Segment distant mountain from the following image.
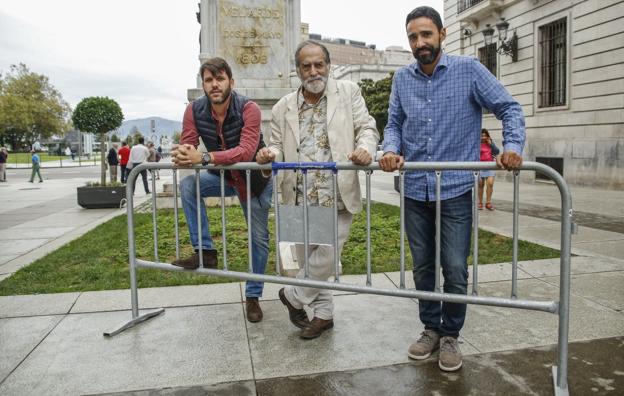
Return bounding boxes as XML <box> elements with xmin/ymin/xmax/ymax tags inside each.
<box><xmin>113</xmin><ymin>117</ymin><xmax>182</xmax><ymax>140</ymax></box>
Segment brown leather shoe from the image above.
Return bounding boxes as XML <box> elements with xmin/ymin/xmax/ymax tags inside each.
<box><xmin>300</xmin><ymin>317</ymin><xmax>334</xmax><ymax>339</ymax></box>
<box><xmin>172</xmin><ymin>250</ymin><xmax>218</xmax><ymax>269</ymax></box>
<box><xmin>278</xmin><ymin>288</ymin><xmax>310</xmax><ymax>329</ymax></box>
<box><xmin>246</xmin><ymin>298</ymin><xmax>263</xmax><ymax>323</ymax></box>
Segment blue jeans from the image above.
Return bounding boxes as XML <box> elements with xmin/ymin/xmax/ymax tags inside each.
<box><xmin>179</xmin><ymin>171</ymin><xmax>272</xmax><ymax>298</ymax></box>
<box><xmin>405</xmin><ymin>191</ymin><xmax>472</xmax><ymax>337</ymax></box>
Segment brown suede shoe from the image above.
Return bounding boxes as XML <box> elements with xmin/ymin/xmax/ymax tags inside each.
<box><xmin>172</xmin><ymin>250</ymin><xmax>218</xmax><ymax>269</ymax></box>
<box><xmin>246</xmin><ymin>298</ymin><xmax>263</xmax><ymax>323</ymax></box>
<box><xmin>278</xmin><ymin>288</ymin><xmax>310</xmax><ymax>329</ymax></box>
<box><xmin>300</xmin><ymin>317</ymin><xmax>334</xmax><ymax>339</ymax></box>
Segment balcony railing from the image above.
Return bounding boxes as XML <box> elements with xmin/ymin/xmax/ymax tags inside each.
<box><xmin>458</xmin><ymin>0</ymin><xmax>485</xmax><ymax>14</ymax></box>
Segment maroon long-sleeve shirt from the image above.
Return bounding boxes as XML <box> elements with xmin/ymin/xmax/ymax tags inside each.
<box><xmin>181</xmin><ymin>99</ymin><xmax>262</xmax><ymax>201</ymax></box>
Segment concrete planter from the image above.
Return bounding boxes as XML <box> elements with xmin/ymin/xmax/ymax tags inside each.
<box><xmin>77</xmin><ymin>186</ymin><xmax>126</xmax><ymax>209</ymax></box>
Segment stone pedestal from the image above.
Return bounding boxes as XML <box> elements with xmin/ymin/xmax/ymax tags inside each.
<box><xmin>188</xmin><ymin>0</ymin><xmax>301</xmax><ymax>141</ymax></box>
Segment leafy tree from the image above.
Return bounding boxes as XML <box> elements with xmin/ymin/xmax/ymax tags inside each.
<box><xmin>110</xmin><ymin>133</ymin><xmax>120</xmax><ymax>142</ymax></box>
<box><xmin>358</xmin><ymin>73</ymin><xmax>393</xmax><ymax>142</ymax></box>
<box><xmin>72</xmin><ymin>97</ymin><xmax>124</xmax><ymax>185</ymax></box>
<box><xmin>131</xmin><ymin>131</ymin><xmax>144</xmax><ymax>146</ymax></box>
<box><xmin>0</xmin><ymin>64</ymin><xmax>71</xmax><ymax>149</ymax></box>
<box><xmin>172</xmin><ymin>131</ymin><xmax>181</xmax><ymax>144</ymax></box>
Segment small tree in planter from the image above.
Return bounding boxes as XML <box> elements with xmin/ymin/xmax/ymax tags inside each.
<box><xmin>72</xmin><ymin>96</ymin><xmax>124</xmax><ymax>186</ymax></box>
<box><xmin>72</xmin><ymin>97</ymin><xmax>125</xmax><ymax>208</ymax></box>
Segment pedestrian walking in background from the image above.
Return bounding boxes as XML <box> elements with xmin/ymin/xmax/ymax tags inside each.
<box><xmin>107</xmin><ymin>143</ymin><xmax>119</xmax><ymax>183</ymax></box>
<box><xmin>128</xmin><ymin>137</ymin><xmax>150</xmax><ymax>194</ymax></box>
<box><xmin>0</xmin><ymin>147</ymin><xmax>8</xmax><ymax>182</ymax></box>
<box><xmin>118</xmin><ymin>141</ymin><xmax>130</xmax><ymax>183</ymax></box>
<box><xmin>478</xmin><ymin>129</ymin><xmax>501</xmax><ymax>210</ymax></box>
<box><xmin>29</xmin><ymin>150</ymin><xmax>43</xmax><ymax>183</ymax></box>
<box><xmin>147</xmin><ymin>142</ymin><xmax>160</xmax><ymax>180</ymax></box>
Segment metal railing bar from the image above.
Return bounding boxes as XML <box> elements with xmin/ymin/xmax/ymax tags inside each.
<box><xmin>134</xmin><ymin>259</ymin><xmax>559</xmax><ymax>313</ymax></box>
<box><xmin>472</xmin><ymin>171</ymin><xmax>479</xmax><ymax>295</ymax></box>
<box><xmin>221</xmin><ymin>170</ymin><xmax>228</xmax><ymax>271</ymax></box>
<box><xmin>366</xmin><ymin>170</ymin><xmax>372</xmax><ymax>287</ymax></box>
<box><xmin>172</xmin><ymin>170</ymin><xmax>180</xmax><ymax>260</ymax></box>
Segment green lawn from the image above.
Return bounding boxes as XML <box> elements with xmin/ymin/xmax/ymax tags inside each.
<box><xmin>0</xmin><ymin>203</ymin><xmax>560</xmax><ymax>295</ymax></box>
<box><xmin>6</xmin><ymin>152</ymin><xmax>101</xmax><ymax>164</ymax></box>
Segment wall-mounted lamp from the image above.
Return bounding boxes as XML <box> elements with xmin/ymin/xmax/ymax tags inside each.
<box><xmin>482</xmin><ymin>18</ymin><xmax>518</xmax><ymax>62</ymax></box>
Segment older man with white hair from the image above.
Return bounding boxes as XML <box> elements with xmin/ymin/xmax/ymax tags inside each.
<box><xmin>256</xmin><ymin>40</ymin><xmax>379</xmax><ymax>339</ymax></box>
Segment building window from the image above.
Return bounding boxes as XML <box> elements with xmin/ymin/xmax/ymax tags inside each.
<box><xmin>457</xmin><ymin>0</ymin><xmax>485</xmax><ymax>14</ymax></box>
<box><xmin>479</xmin><ymin>43</ymin><xmax>497</xmax><ymax>114</ymax></box>
<box><xmin>535</xmin><ymin>157</ymin><xmax>564</xmax><ymax>181</ymax></box>
<box><xmin>478</xmin><ymin>43</ymin><xmax>497</xmax><ymax>77</ymax></box>
<box><xmin>538</xmin><ymin>18</ymin><xmax>567</xmax><ymax>108</ymax></box>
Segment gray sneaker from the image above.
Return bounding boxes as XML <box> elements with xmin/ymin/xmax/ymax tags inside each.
<box><xmin>407</xmin><ymin>329</ymin><xmax>440</xmax><ymax>360</ymax></box>
<box><xmin>438</xmin><ymin>336</ymin><xmax>463</xmax><ymax>371</ymax></box>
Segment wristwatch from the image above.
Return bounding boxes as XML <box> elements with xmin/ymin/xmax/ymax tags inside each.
<box><xmin>201</xmin><ymin>152</ymin><xmax>212</xmax><ymax>165</ymax></box>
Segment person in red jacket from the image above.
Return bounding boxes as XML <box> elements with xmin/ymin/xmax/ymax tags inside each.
<box><xmin>118</xmin><ymin>141</ymin><xmax>131</xmax><ymax>183</ymax></box>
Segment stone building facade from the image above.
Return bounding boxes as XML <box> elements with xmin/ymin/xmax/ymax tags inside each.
<box><xmin>445</xmin><ymin>0</ymin><xmax>624</xmax><ymax>188</ymax></box>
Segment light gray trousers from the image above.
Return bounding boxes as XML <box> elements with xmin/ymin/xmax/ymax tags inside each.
<box><xmin>284</xmin><ymin>210</ymin><xmax>353</xmax><ymax>320</ymax></box>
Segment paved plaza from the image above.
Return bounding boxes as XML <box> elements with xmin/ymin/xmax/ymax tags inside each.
<box><xmin>0</xmin><ymin>165</ymin><xmax>623</xmax><ymax>395</ymax></box>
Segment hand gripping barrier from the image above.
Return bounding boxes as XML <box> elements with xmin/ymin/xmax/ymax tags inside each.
<box><xmin>108</xmin><ymin>161</ymin><xmax>572</xmax><ymax>396</ymax></box>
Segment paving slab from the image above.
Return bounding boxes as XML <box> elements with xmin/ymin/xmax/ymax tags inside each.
<box><xmin>542</xmin><ymin>271</ymin><xmax>624</xmax><ymax>312</ymax></box>
<box><xmin>71</xmin><ymin>283</ymin><xmax>243</xmax><ymax>313</ymax></box>
<box><xmin>0</xmin><ymin>239</ymin><xmax>52</xmax><ymax>255</ymax></box>
<box><xmin>0</xmin><ymin>256</ymin><xmax>19</xmax><ymax>269</ymax></box>
<box><xmin>0</xmin><ymin>227</ymin><xmax>74</xmax><ymax>240</ymax></box>
<box><xmin>249</xmin><ymin>293</ymin><xmax>479</xmax><ymax>380</ymax></box>
<box><xmin>258</xmin><ymin>273</ymin><xmax>397</xmax><ymax>301</ymax></box>
<box><xmin>0</xmin><ymin>315</ymin><xmax>63</xmax><ymax>382</ymax></box>
<box><xmin>0</xmin><ymin>305</ymin><xmax>253</xmax><ymax>396</ymax></box>
<box><xmin>461</xmin><ymin>278</ymin><xmax>624</xmax><ymax>353</ymax></box>
<box><xmin>573</xmin><ymin>239</ymin><xmax>624</xmax><ymax>260</ymax></box>
<box><xmin>253</xmin><ymin>336</ymin><xmax>624</xmax><ymax>396</ymax></box>
<box><xmin>0</xmin><ymin>293</ymin><xmax>80</xmax><ymax>318</ymax></box>
<box><xmin>384</xmin><ymin>262</ymin><xmax>532</xmax><ymax>290</ymax></box>
<box><xmin>518</xmin><ymin>256</ymin><xmax>624</xmax><ymax>278</ymax></box>
<box><xmin>478</xmin><ymin>211</ymin><xmax>556</xmax><ymax>230</ymax></box>
<box><xmin>98</xmin><ymin>381</ymin><xmax>257</xmax><ymax>396</ymax></box>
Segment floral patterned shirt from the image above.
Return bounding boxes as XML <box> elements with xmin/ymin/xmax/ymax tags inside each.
<box><xmin>296</xmin><ymin>89</ymin><xmax>344</xmax><ymax>209</ymax></box>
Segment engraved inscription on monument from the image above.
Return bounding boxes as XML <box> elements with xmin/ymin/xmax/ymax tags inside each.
<box><xmin>218</xmin><ymin>0</ymin><xmax>287</xmax><ymax>79</ymax></box>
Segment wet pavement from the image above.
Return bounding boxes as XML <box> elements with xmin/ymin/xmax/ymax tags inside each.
<box><xmin>495</xmin><ymin>200</ymin><xmax>624</xmax><ymax>234</ymax></box>
<box><xmin>101</xmin><ymin>336</ymin><xmax>624</xmax><ymax>396</ymax></box>
<box><xmin>1</xmin><ymin>169</ymin><xmax>623</xmax><ymax>395</ymax></box>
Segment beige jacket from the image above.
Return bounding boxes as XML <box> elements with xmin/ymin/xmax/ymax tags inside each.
<box><xmin>268</xmin><ymin>78</ymin><xmax>379</xmax><ymax>214</ymax></box>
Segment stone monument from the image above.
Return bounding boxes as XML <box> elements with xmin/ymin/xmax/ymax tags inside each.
<box><xmin>188</xmin><ymin>0</ymin><xmax>301</xmax><ymax>138</ymax></box>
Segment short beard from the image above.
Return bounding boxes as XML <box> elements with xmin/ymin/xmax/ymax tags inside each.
<box><xmin>205</xmin><ymin>86</ymin><xmax>231</xmax><ymax>105</ymax></box>
<box><xmin>413</xmin><ymin>44</ymin><xmax>441</xmax><ymax>65</ymax></box>
<box><xmin>301</xmin><ymin>75</ymin><xmax>328</xmax><ymax>95</ymax></box>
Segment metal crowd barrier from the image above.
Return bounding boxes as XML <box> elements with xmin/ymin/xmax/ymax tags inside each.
<box><xmin>109</xmin><ymin>161</ymin><xmax>572</xmax><ymax>396</ymax></box>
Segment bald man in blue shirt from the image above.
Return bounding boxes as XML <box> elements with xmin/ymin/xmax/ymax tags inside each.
<box><xmin>379</xmin><ymin>6</ymin><xmax>525</xmax><ymax>372</ymax></box>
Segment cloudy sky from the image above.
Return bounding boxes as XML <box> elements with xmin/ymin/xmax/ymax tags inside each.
<box><xmin>0</xmin><ymin>0</ymin><xmax>443</xmax><ymax>121</ymax></box>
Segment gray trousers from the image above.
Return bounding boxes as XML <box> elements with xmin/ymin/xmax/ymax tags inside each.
<box><xmin>284</xmin><ymin>210</ymin><xmax>353</xmax><ymax>320</ymax></box>
<box><xmin>109</xmin><ymin>165</ymin><xmax>117</xmax><ymax>183</ymax></box>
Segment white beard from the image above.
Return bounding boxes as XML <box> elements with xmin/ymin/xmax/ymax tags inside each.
<box><xmin>302</xmin><ymin>75</ymin><xmax>328</xmax><ymax>94</ymax></box>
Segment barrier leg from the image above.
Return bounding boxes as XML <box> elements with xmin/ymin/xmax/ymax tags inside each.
<box><xmin>103</xmin><ymin>308</ymin><xmax>165</xmax><ymax>337</ymax></box>
<box><xmin>104</xmin><ymin>167</ymin><xmax>165</xmax><ymax>337</ymax></box>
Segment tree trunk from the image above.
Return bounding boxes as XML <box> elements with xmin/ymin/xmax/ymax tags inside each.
<box><xmin>100</xmin><ymin>134</ymin><xmax>107</xmax><ymax>185</ymax></box>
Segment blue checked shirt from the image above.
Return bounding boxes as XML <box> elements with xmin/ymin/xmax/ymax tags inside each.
<box><xmin>383</xmin><ymin>53</ymin><xmax>525</xmax><ymax>201</ymax></box>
